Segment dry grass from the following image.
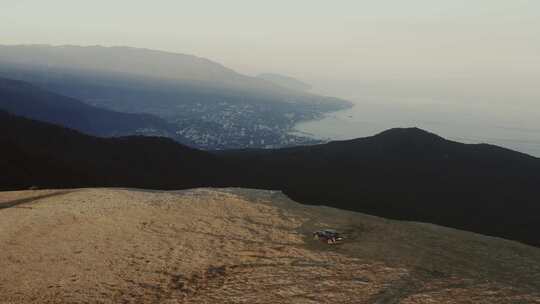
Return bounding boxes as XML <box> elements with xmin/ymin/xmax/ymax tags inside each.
<box><xmin>0</xmin><ymin>188</ymin><xmax>539</xmax><ymax>303</ymax></box>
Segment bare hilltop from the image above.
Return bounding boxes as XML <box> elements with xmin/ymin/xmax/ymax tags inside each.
<box><xmin>1</xmin><ymin>188</ymin><xmax>539</xmax><ymax>303</ymax></box>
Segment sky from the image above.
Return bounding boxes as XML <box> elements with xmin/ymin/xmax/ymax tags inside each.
<box><xmin>1</xmin><ymin>0</ymin><xmax>539</xmax><ymax>110</ymax></box>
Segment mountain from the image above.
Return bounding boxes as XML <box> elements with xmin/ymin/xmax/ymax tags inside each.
<box><xmin>0</xmin><ymin>44</ymin><xmax>348</xmax><ymax>108</ymax></box>
<box><xmin>1</xmin><ymin>188</ymin><xmax>539</xmax><ymax>303</ymax></box>
<box><xmin>257</xmin><ymin>73</ymin><xmax>312</xmax><ymax>92</ymax></box>
<box><xmin>0</xmin><ymin>77</ymin><xmax>177</xmax><ymax>138</ymax></box>
<box><xmin>0</xmin><ymin>44</ymin><xmax>255</xmax><ymax>87</ymax></box>
<box><xmin>0</xmin><ymin>45</ymin><xmax>351</xmax><ymax>149</ymax></box>
<box><xmin>1</xmin><ymin>112</ymin><xmax>539</xmax><ymax>247</ymax></box>
<box><xmin>0</xmin><ymin>111</ymin><xmax>220</xmax><ymax>190</ymax></box>
<box><xmin>219</xmin><ymin>128</ymin><xmax>540</xmax><ymax>246</ymax></box>
<box><xmin>0</xmin><ymin>45</ymin><xmax>311</xmax><ymax>95</ymax></box>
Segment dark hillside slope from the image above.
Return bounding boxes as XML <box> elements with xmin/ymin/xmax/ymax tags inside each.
<box><xmin>1</xmin><ymin>113</ymin><xmax>539</xmax><ymax>247</ymax></box>
<box><xmin>0</xmin><ymin>77</ymin><xmax>176</xmax><ymax>138</ymax></box>
<box><xmin>0</xmin><ymin>111</ymin><xmax>220</xmax><ymax>190</ymax></box>
<box><xmin>219</xmin><ymin>128</ymin><xmax>540</xmax><ymax>246</ymax></box>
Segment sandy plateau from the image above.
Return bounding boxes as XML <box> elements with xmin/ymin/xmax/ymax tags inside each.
<box><xmin>0</xmin><ymin>188</ymin><xmax>539</xmax><ymax>303</ymax></box>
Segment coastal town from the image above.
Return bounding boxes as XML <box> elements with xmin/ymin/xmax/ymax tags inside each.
<box><xmin>170</xmin><ymin>100</ymin><xmax>336</xmax><ymax>149</ymax></box>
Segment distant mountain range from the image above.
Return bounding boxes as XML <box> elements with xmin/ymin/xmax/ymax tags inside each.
<box><xmin>0</xmin><ymin>44</ymin><xmax>266</xmax><ymax>89</ymax></box>
<box><xmin>2</xmin><ymin>111</ymin><xmax>539</xmax><ymax>247</ymax></box>
<box><xmin>0</xmin><ymin>77</ymin><xmax>180</xmax><ymax>139</ymax></box>
<box><xmin>0</xmin><ymin>45</ymin><xmax>349</xmax><ymax>112</ymax></box>
<box><xmin>0</xmin><ymin>45</ymin><xmax>350</xmax><ymax>149</ymax></box>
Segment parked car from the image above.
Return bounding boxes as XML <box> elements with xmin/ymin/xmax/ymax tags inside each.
<box><xmin>313</xmin><ymin>229</ymin><xmax>344</xmax><ymax>244</ymax></box>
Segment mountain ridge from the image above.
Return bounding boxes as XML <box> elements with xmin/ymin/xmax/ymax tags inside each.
<box><xmin>1</xmin><ymin>112</ymin><xmax>539</xmax><ymax>247</ymax></box>
<box><xmin>0</xmin><ymin>44</ymin><xmax>326</xmax><ymax>98</ymax></box>
<box><xmin>0</xmin><ymin>44</ymin><xmax>351</xmax><ymax>149</ymax></box>
<box><xmin>0</xmin><ymin>77</ymin><xmax>179</xmax><ymax>139</ymax></box>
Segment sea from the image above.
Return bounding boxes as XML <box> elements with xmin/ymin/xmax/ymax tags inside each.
<box><xmin>293</xmin><ymin>100</ymin><xmax>540</xmax><ymax>157</ymax></box>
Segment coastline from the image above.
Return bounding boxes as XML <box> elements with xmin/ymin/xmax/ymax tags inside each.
<box><xmin>289</xmin><ymin>101</ymin><xmax>540</xmax><ymax>157</ymax></box>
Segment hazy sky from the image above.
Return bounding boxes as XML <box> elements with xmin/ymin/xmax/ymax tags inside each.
<box><xmin>1</xmin><ymin>0</ymin><xmax>539</xmax><ymax>108</ymax></box>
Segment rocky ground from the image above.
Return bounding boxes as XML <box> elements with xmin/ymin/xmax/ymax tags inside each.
<box><xmin>1</xmin><ymin>188</ymin><xmax>539</xmax><ymax>303</ymax></box>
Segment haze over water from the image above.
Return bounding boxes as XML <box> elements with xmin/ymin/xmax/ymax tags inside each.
<box><xmin>295</xmin><ymin>98</ymin><xmax>540</xmax><ymax>157</ymax></box>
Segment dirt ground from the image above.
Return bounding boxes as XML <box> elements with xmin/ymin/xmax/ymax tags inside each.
<box><xmin>1</xmin><ymin>188</ymin><xmax>539</xmax><ymax>303</ymax></box>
